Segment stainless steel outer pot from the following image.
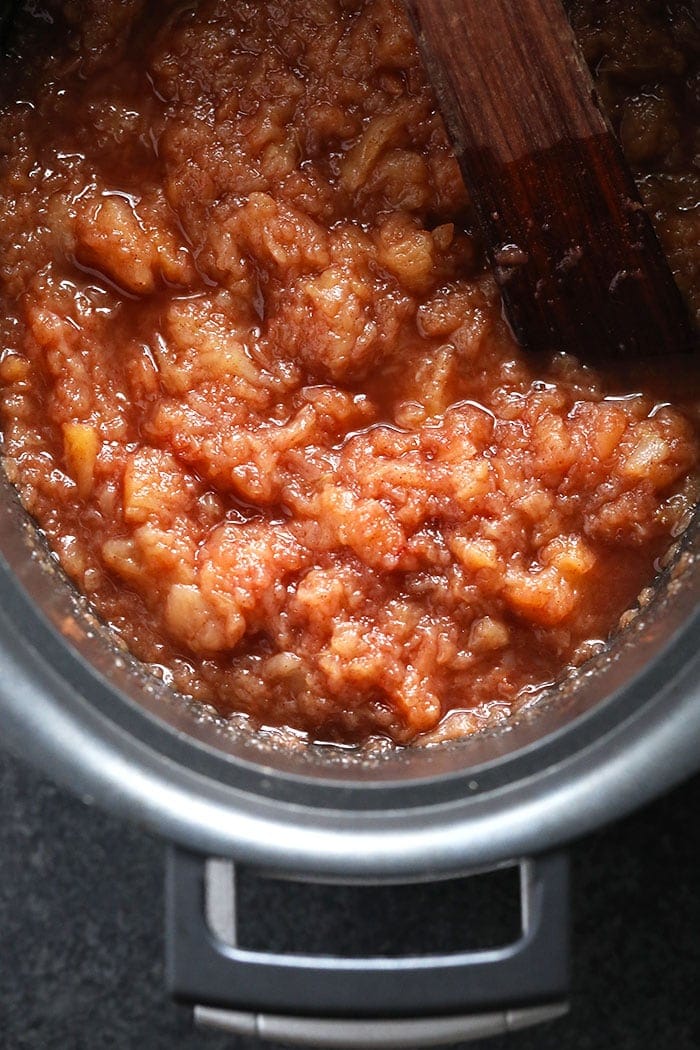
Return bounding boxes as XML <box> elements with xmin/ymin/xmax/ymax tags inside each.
<box><xmin>2</xmin><ymin>445</ymin><xmax>700</xmax><ymax>1046</ymax></box>
<box><xmin>0</xmin><ymin>23</ymin><xmax>695</xmax><ymax>1050</ymax></box>
<box><xmin>1</xmin><ymin>10</ymin><xmax>699</xmax><ymax>1044</ymax></box>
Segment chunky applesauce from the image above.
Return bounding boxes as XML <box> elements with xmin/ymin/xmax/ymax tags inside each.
<box><xmin>0</xmin><ymin>0</ymin><xmax>697</xmax><ymax>744</ymax></box>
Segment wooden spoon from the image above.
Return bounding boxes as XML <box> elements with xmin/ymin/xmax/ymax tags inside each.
<box><xmin>404</xmin><ymin>0</ymin><xmax>695</xmax><ymax>360</ymax></box>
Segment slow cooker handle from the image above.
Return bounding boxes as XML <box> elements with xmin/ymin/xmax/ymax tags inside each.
<box><xmin>165</xmin><ymin>847</ymin><xmax>569</xmax><ymax>1047</ymax></box>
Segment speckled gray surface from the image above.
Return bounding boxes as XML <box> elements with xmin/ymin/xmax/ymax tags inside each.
<box><xmin>1</xmin><ymin>745</ymin><xmax>699</xmax><ymax>1050</ymax></box>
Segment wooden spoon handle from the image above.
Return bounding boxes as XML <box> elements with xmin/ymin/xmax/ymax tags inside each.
<box><xmin>405</xmin><ymin>0</ymin><xmax>695</xmax><ymax>359</ymax></box>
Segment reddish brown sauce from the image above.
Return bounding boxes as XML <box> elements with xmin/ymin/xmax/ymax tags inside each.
<box><xmin>0</xmin><ymin>0</ymin><xmax>698</xmax><ymax>745</ymax></box>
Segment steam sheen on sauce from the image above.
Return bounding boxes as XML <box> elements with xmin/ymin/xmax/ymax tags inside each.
<box><xmin>0</xmin><ymin>0</ymin><xmax>698</xmax><ymax>744</ymax></box>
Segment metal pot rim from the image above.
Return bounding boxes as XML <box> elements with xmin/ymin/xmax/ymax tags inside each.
<box><xmin>1</xmin><ymin>544</ymin><xmax>699</xmax><ymax>879</ymax></box>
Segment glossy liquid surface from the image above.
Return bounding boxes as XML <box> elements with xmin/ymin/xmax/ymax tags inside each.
<box><xmin>0</xmin><ymin>0</ymin><xmax>697</xmax><ymax>744</ymax></box>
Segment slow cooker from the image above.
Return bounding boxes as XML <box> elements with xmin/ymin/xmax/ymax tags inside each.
<box><xmin>1</xmin><ymin>0</ymin><xmax>700</xmax><ymax>1043</ymax></box>
<box><xmin>1</xmin><ymin>442</ymin><xmax>699</xmax><ymax>1047</ymax></box>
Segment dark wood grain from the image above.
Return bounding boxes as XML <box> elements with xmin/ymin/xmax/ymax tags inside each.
<box><xmin>404</xmin><ymin>0</ymin><xmax>696</xmax><ymax>359</ymax></box>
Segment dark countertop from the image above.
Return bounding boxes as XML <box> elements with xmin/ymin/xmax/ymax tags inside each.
<box><xmin>1</xmin><ymin>744</ymin><xmax>699</xmax><ymax>1050</ymax></box>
